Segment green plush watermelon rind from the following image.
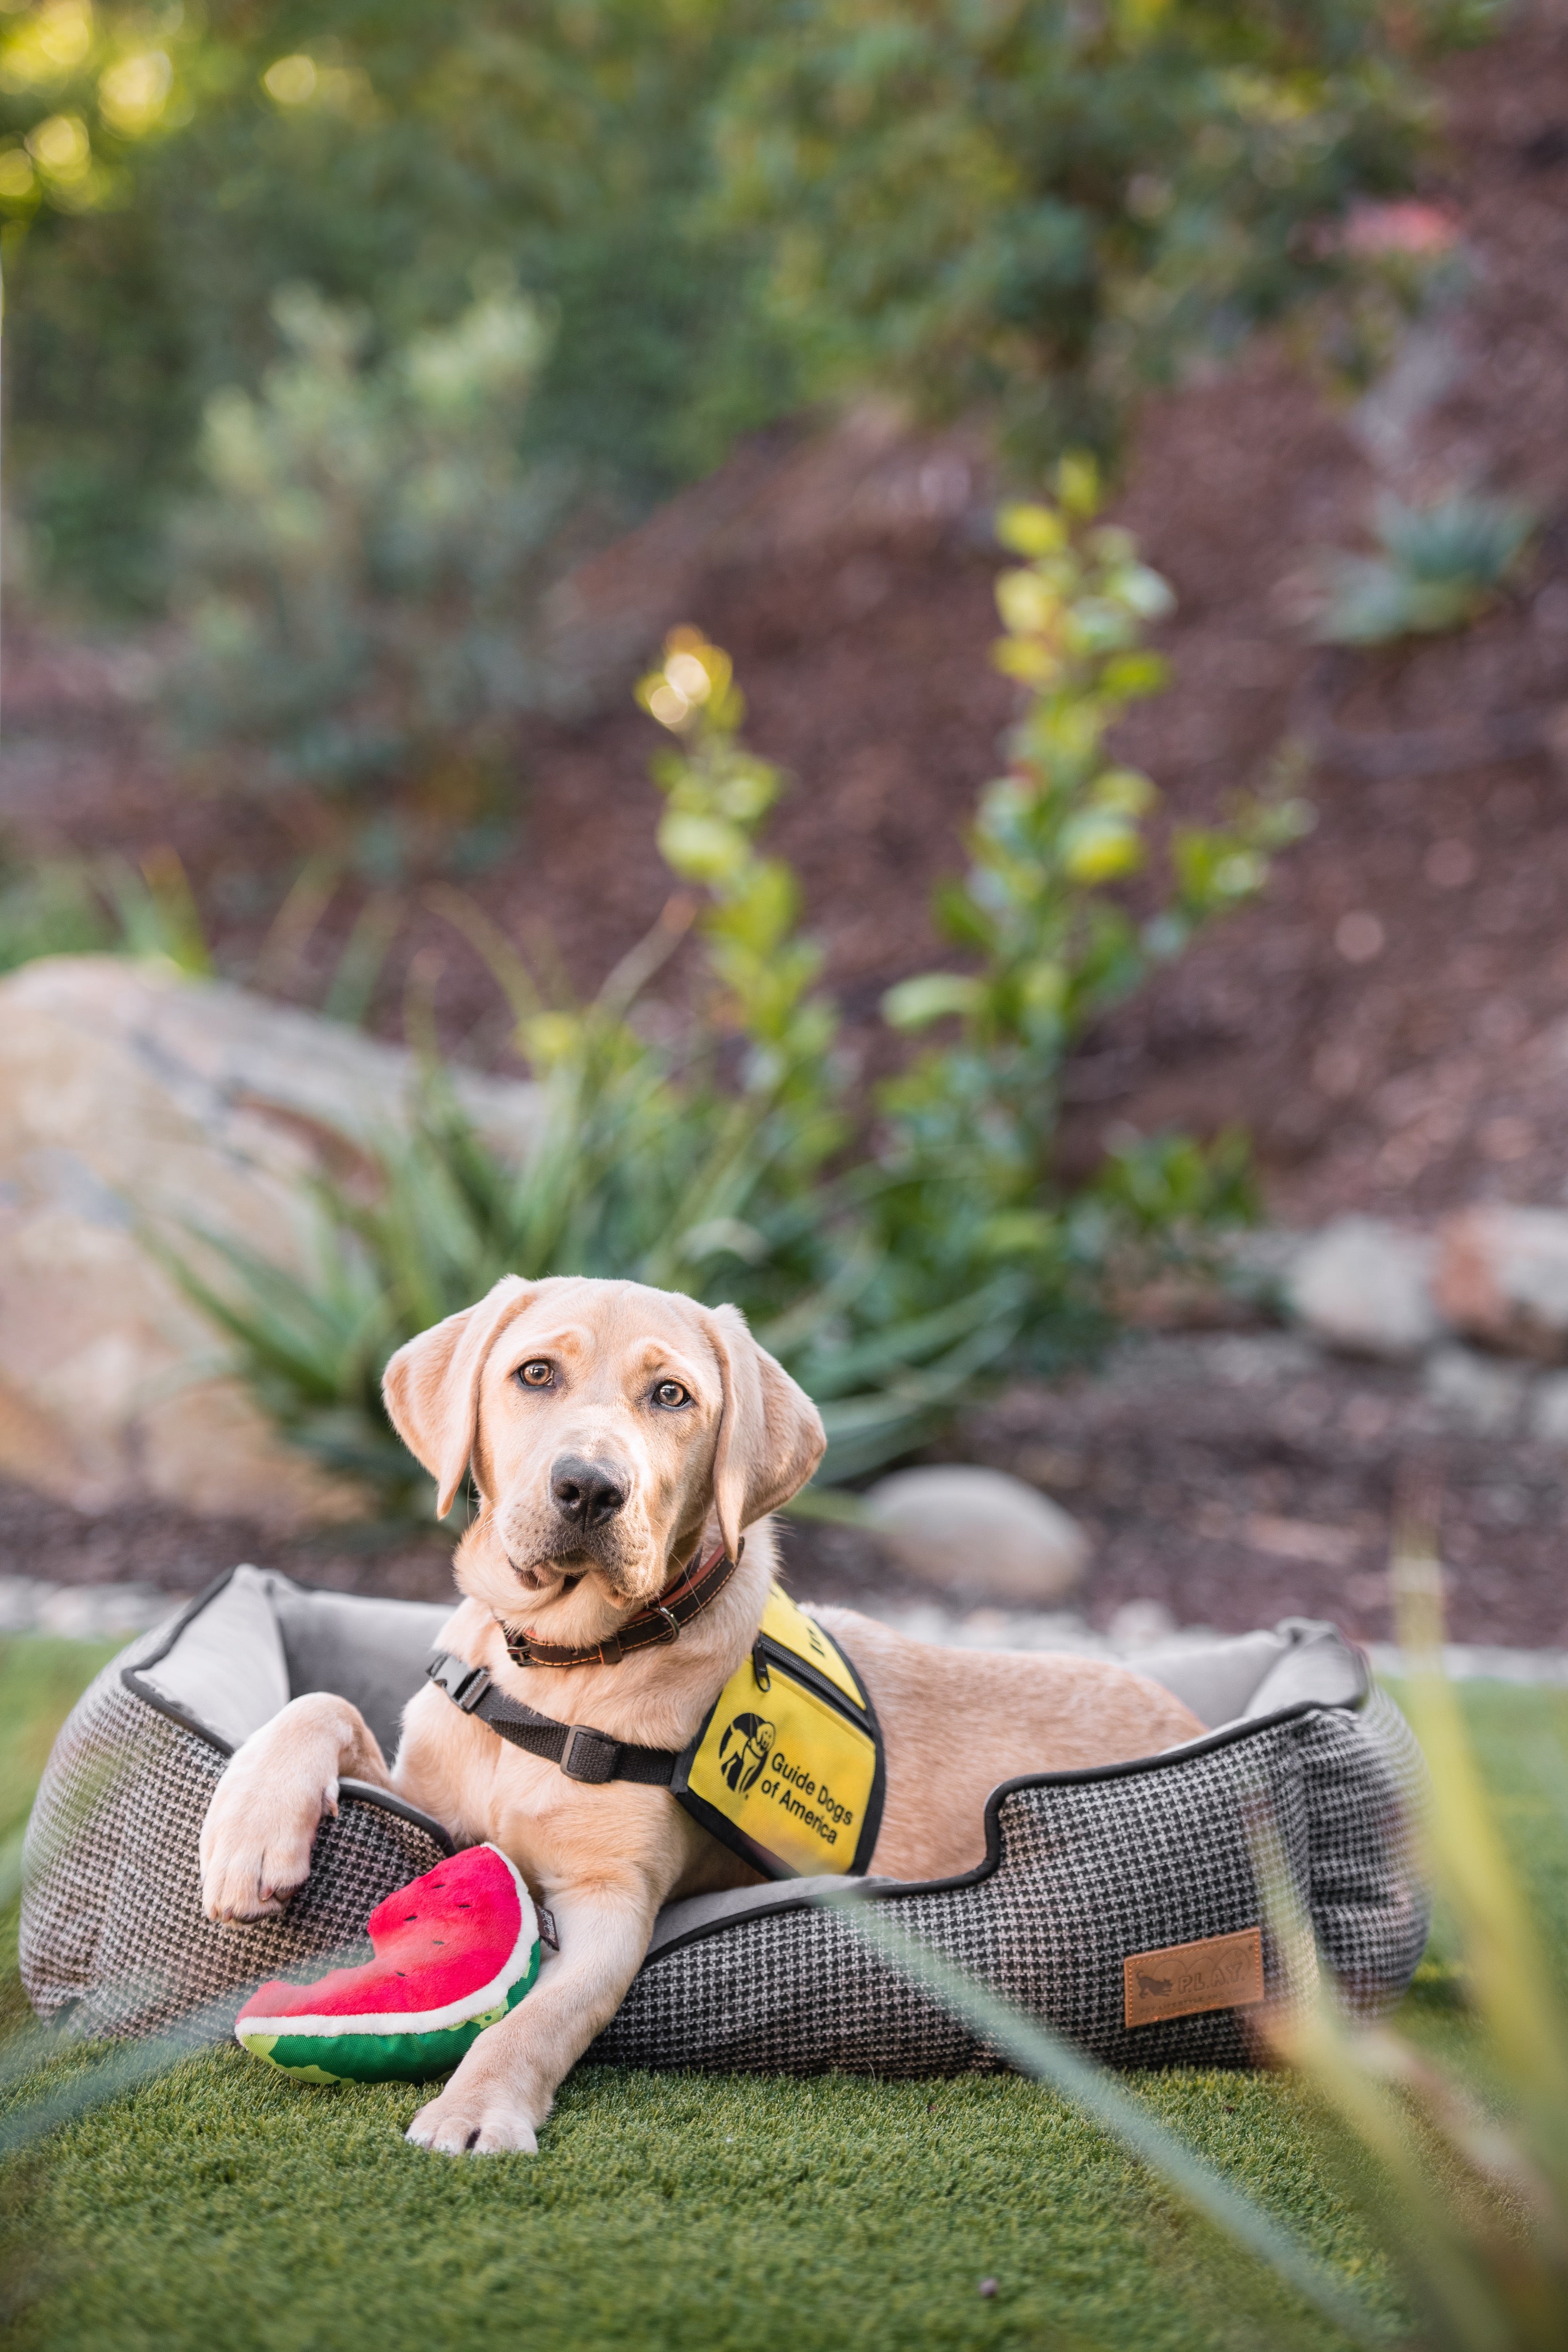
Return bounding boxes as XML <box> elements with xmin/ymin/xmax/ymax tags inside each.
<box><xmin>240</xmin><ymin>1944</ymin><xmax>541</xmax><ymax>2084</ymax></box>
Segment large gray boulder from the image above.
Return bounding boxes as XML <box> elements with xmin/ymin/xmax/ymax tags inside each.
<box><xmin>0</xmin><ymin>955</ymin><xmax>541</xmax><ymax>1529</ymax></box>
<box><xmin>863</xmin><ymin>1464</ymin><xmax>1090</xmax><ymax>1604</ymax></box>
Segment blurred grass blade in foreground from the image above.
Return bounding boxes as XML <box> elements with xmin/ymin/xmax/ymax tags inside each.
<box><xmin>811</xmin><ymin>1880</ymin><xmax>1379</xmax><ymax>2346</ymax></box>
<box><xmin>1263</xmin><ymin>1518</ymin><xmax>1568</xmax><ymax>2352</ymax></box>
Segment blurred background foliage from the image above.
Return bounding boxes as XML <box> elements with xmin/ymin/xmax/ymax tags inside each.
<box><xmin>166</xmin><ymin>277</ymin><xmax>581</xmax><ymax>803</ymax></box>
<box><xmin>0</xmin><ymin>836</ymin><xmax>209</xmax><ymax>973</ymax></box>
<box><xmin>0</xmin><ymin>0</ymin><xmax>1499</xmax><ymax>612</ymax></box>
<box><xmin>175</xmin><ymin>477</ymin><xmax>1300</xmax><ymax>1517</ymax></box>
<box><xmin>2</xmin><ymin>0</ymin><xmax>801</xmax><ymax>607</ymax></box>
<box><xmin>0</xmin><ymin>0</ymin><xmax>1513</xmax><ymax>1498</ymax></box>
<box><xmin>711</xmin><ymin>0</ymin><xmax>1492</xmax><ymax>462</ymax></box>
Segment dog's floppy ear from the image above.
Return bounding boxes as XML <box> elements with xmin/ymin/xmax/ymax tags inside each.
<box><xmin>702</xmin><ymin>1303</ymin><xmax>826</xmax><ymax>1561</ymax></box>
<box><xmin>382</xmin><ymin>1276</ymin><xmax>537</xmax><ymax>1521</ymax></box>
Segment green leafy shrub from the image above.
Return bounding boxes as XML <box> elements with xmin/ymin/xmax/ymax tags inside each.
<box><xmin>872</xmin><ymin>464</ymin><xmax>1294</xmax><ymax>1354</ymax></box>
<box><xmin>0</xmin><ymin>0</ymin><xmax>1496</xmax><ymax>607</ymax></box>
<box><xmin>175</xmin><ymin>475</ymin><xmax>1299</xmax><ymax>1517</ymax></box>
<box><xmin>711</xmin><ymin>0</ymin><xmax>1497</xmax><ymax>465</ymax></box>
<box><xmin>1314</xmin><ymin>489</ymin><xmax>1535</xmax><ymax>645</ymax></box>
<box><xmin>0</xmin><ymin>0</ymin><xmax>796</xmax><ymax>608</ymax></box>
<box><xmin>167</xmin><ymin>281</ymin><xmax>576</xmax><ymax>809</ymax></box>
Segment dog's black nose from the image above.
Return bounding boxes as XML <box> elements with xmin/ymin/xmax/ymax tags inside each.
<box><xmin>550</xmin><ymin>1455</ymin><xmax>627</xmax><ymax>1529</ymax></box>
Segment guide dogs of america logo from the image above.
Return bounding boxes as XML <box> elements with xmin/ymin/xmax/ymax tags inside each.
<box><xmin>717</xmin><ymin>1712</ymin><xmax>776</xmax><ymax>1796</ymax></box>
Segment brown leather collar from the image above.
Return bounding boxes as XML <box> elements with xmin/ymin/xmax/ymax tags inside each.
<box><xmin>499</xmin><ymin>1540</ymin><xmax>740</xmax><ymax>1670</ymax></box>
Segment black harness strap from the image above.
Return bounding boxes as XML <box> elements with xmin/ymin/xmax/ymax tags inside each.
<box><xmin>426</xmin><ymin>1651</ymin><xmax>679</xmax><ymax>1788</ymax></box>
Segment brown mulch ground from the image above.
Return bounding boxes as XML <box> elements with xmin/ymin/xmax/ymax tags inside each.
<box><xmin>948</xmin><ymin>1335</ymin><xmax>1568</xmax><ymax>1651</ymax></box>
<box><xmin>6</xmin><ymin>11</ymin><xmax>1568</xmax><ymax>1640</ymax></box>
<box><xmin>1059</xmin><ymin>11</ymin><xmax>1568</xmax><ymax>1224</ymax></box>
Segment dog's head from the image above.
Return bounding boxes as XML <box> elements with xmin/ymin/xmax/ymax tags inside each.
<box><xmin>382</xmin><ymin>1275</ymin><xmax>825</xmax><ymax>1631</ymax></box>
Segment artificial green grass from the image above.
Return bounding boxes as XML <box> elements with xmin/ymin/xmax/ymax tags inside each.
<box><xmin>1</xmin><ymin>1639</ymin><xmax>1564</xmax><ymax>2352</ymax></box>
<box><xmin>0</xmin><ymin>1636</ymin><xmax>121</xmax><ymax>1843</ymax></box>
<box><xmin>0</xmin><ymin>1636</ymin><xmax>120</xmax><ymax>2040</ymax></box>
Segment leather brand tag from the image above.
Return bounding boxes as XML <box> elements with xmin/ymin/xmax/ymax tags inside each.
<box><xmin>1123</xmin><ymin>1926</ymin><xmax>1264</xmax><ymax>2028</ymax></box>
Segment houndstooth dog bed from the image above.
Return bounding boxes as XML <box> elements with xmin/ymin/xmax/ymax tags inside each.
<box><xmin>22</xmin><ymin>1565</ymin><xmax>1429</xmax><ymax>2074</ymax></box>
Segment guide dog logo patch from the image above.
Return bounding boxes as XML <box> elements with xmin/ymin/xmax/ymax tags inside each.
<box><xmin>673</xmin><ymin>1587</ymin><xmax>884</xmax><ymax>1879</ymax></box>
<box><xmin>717</xmin><ymin>1713</ymin><xmax>775</xmax><ymax>1796</ymax></box>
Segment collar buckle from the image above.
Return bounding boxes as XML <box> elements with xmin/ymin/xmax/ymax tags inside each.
<box><xmin>427</xmin><ymin>1652</ymin><xmax>492</xmax><ymax>1712</ymax></box>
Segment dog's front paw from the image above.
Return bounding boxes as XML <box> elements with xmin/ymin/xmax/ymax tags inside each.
<box><xmin>405</xmin><ymin>2089</ymin><xmax>539</xmax><ymax>2157</ymax></box>
<box><xmin>198</xmin><ymin>1775</ymin><xmax>328</xmax><ymax>1924</ymax></box>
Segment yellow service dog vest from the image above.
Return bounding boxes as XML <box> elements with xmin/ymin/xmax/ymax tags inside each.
<box><xmin>671</xmin><ymin>1586</ymin><xmax>884</xmax><ymax>1878</ymax></box>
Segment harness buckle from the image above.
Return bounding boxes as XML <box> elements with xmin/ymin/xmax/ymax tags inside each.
<box><xmin>560</xmin><ymin>1724</ymin><xmax>620</xmax><ymax>1784</ymax></box>
<box><xmin>428</xmin><ymin>1653</ymin><xmax>492</xmax><ymax>1713</ymax></box>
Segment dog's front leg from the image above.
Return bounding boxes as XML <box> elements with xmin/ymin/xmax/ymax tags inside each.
<box><xmin>199</xmin><ymin>1695</ymin><xmax>390</xmax><ymax>1923</ymax></box>
<box><xmin>405</xmin><ymin>1873</ymin><xmax>657</xmax><ymax>2156</ymax></box>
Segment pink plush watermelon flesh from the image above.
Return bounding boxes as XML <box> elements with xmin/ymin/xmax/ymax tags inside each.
<box><xmin>235</xmin><ymin>1843</ymin><xmax>539</xmax><ymax>2084</ymax></box>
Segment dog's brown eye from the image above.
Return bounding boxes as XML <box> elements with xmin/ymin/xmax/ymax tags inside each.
<box><xmin>517</xmin><ymin>1361</ymin><xmax>554</xmax><ymax>1389</ymax></box>
<box><xmin>653</xmin><ymin>1380</ymin><xmax>690</xmax><ymax>1409</ymax></box>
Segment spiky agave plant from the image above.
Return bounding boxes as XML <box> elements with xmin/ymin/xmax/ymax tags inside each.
<box><xmin>1315</xmin><ymin>491</ymin><xmax>1535</xmax><ymax>646</ymax></box>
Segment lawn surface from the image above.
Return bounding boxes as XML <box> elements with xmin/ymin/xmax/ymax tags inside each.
<box><xmin>1</xmin><ymin>1637</ymin><xmax>1564</xmax><ymax>2352</ymax></box>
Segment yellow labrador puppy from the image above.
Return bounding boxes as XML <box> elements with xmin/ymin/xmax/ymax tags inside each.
<box><xmin>199</xmin><ymin>1275</ymin><xmax>1202</xmax><ymax>2155</ymax></box>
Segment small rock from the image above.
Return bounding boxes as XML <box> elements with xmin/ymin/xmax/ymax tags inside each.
<box><xmin>1423</xmin><ymin>1346</ymin><xmax>1527</xmax><ymax>1437</ymax></box>
<box><xmin>1215</xmin><ymin>1227</ymin><xmax>1312</xmax><ymax>1311</ymax></box>
<box><xmin>863</xmin><ymin>1465</ymin><xmax>1090</xmax><ymax>1604</ymax></box>
<box><xmin>1106</xmin><ymin>1599</ymin><xmax>1177</xmax><ymax>1649</ymax></box>
<box><xmin>0</xmin><ymin>1575</ymin><xmax>56</xmax><ymax>1633</ymax></box>
<box><xmin>1434</xmin><ymin>1206</ymin><xmax>1568</xmax><ymax>1360</ymax></box>
<box><xmin>1285</xmin><ymin>1217</ymin><xmax>1442</xmax><ymax>1359</ymax></box>
<box><xmin>1244</xmin><ymin>1515</ymin><xmax>1360</xmax><ymax>1569</ymax></box>
<box><xmin>1528</xmin><ymin>1371</ymin><xmax>1568</xmax><ymax>1446</ymax></box>
<box><xmin>1204</xmin><ymin>1332</ymin><xmax>1321</xmax><ymax>1384</ymax></box>
<box><xmin>0</xmin><ymin>1575</ymin><xmax>175</xmax><ymax>1638</ymax></box>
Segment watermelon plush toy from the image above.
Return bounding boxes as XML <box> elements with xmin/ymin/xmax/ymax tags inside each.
<box><xmin>235</xmin><ymin>1843</ymin><xmax>541</xmax><ymax>2084</ymax></box>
